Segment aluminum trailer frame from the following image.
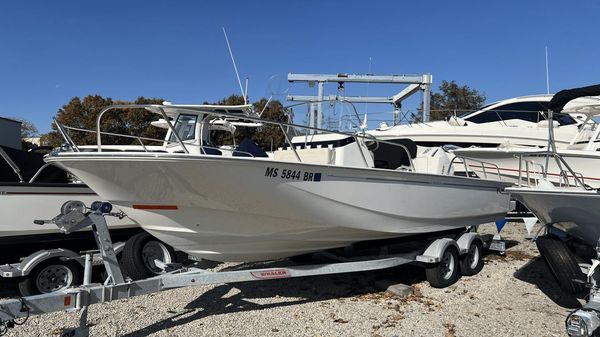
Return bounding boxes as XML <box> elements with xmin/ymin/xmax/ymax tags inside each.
<box><xmin>0</xmin><ymin>201</ymin><xmax>483</xmax><ymax>336</ymax></box>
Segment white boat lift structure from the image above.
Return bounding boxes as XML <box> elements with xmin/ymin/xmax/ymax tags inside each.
<box><xmin>287</xmin><ymin>73</ymin><xmax>433</xmax><ymax>128</ymax></box>
<box><xmin>0</xmin><ymin>200</ymin><xmax>489</xmax><ymax>337</ymax></box>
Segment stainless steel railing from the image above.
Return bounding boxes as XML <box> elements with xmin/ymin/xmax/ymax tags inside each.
<box><xmin>449</xmin><ymin>156</ymin><xmax>502</xmax><ymax>180</ymax></box>
<box><xmin>54</xmin><ymin>103</ymin><xmax>488</xmax><ymax>176</ymax></box>
<box><xmin>514</xmin><ymin>151</ymin><xmax>592</xmax><ymax>190</ymax></box>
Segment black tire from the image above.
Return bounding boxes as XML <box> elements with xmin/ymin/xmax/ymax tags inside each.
<box><xmin>536</xmin><ymin>235</ymin><xmax>586</xmax><ymax>294</ymax></box>
<box><xmin>459</xmin><ymin>239</ymin><xmax>484</xmax><ymax>276</ymax></box>
<box><xmin>18</xmin><ymin>259</ymin><xmax>83</xmax><ymax>296</ymax></box>
<box><xmin>121</xmin><ymin>232</ymin><xmax>177</xmax><ymax>280</ymax></box>
<box><xmin>425</xmin><ymin>246</ymin><xmax>460</xmax><ymax>288</ymax></box>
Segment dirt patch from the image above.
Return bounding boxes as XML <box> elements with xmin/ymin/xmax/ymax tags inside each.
<box><xmin>443</xmin><ymin>323</ymin><xmax>457</xmax><ymax>337</ymax></box>
<box><xmin>486</xmin><ymin>250</ymin><xmax>536</xmax><ymax>262</ymax></box>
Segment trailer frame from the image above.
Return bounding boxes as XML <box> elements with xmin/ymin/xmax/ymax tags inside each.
<box><xmin>0</xmin><ymin>201</ymin><xmax>488</xmax><ymax>336</ymax></box>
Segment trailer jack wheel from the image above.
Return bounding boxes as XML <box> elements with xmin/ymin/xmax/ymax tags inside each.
<box><xmin>425</xmin><ymin>246</ymin><xmax>460</xmax><ymax>288</ymax></box>
<box><xmin>18</xmin><ymin>260</ymin><xmax>83</xmax><ymax>296</ymax></box>
<box><xmin>459</xmin><ymin>239</ymin><xmax>484</xmax><ymax>276</ymax></box>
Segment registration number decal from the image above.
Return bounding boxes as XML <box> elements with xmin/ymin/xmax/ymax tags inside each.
<box><xmin>264</xmin><ymin>167</ymin><xmax>321</xmax><ymax>181</ymax></box>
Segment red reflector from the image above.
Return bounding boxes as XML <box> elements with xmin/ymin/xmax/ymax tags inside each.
<box><xmin>132</xmin><ymin>205</ymin><xmax>178</xmax><ymax>210</ymax></box>
<box><xmin>64</xmin><ymin>296</ymin><xmax>71</xmax><ymax>306</ymax></box>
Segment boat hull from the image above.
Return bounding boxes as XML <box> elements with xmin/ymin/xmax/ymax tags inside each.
<box><xmin>508</xmin><ymin>187</ymin><xmax>600</xmax><ymax>247</ymax></box>
<box><xmin>0</xmin><ymin>183</ymin><xmax>139</xmax><ymax>262</ymax></box>
<box><xmin>47</xmin><ymin>153</ymin><xmax>511</xmax><ymax>262</ymax></box>
<box><xmin>369</xmin><ymin>121</ymin><xmax>579</xmax><ymax>148</ymax></box>
<box><xmin>0</xmin><ymin>183</ymin><xmax>137</xmax><ymax>238</ymax></box>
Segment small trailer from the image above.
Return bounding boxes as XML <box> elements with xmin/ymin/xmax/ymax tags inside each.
<box><xmin>0</xmin><ymin>200</ymin><xmax>492</xmax><ymax>337</ymax></box>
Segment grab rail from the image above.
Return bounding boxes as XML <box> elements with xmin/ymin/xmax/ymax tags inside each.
<box><xmin>61</xmin><ymin>124</ymin><xmax>166</xmax><ymax>149</ymax></box>
<box><xmin>514</xmin><ymin>151</ymin><xmax>592</xmax><ymax>190</ymax></box>
<box><xmin>449</xmin><ymin>156</ymin><xmax>502</xmax><ymax>180</ymax></box>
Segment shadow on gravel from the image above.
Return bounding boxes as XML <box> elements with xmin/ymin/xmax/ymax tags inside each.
<box><xmin>118</xmin><ymin>262</ymin><xmax>428</xmax><ymax>337</ymax></box>
<box><xmin>514</xmin><ymin>257</ymin><xmax>582</xmax><ymax>309</ymax></box>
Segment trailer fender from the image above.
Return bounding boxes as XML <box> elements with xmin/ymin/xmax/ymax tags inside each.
<box><xmin>416</xmin><ymin>238</ymin><xmax>459</xmax><ymax>264</ymax></box>
<box><xmin>12</xmin><ymin>249</ymin><xmax>83</xmax><ymax>278</ymax></box>
<box><xmin>455</xmin><ymin>233</ymin><xmax>481</xmax><ymax>255</ymax></box>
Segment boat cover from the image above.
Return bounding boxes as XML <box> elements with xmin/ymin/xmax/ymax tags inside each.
<box><xmin>0</xmin><ymin>146</ymin><xmax>68</xmax><ymax>183</ymax></box>
<box><xmin>549</xmin><ymin>84</ymin><xmax>600</xmax><ymax>113</ymax></box>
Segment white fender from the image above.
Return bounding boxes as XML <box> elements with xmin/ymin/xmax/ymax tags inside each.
<box><xmin>416</xmin><ymin>238</ymin><xmax>459</xmax><ymax>264</ymax></box>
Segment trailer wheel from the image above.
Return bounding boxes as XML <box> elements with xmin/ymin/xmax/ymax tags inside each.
<box><xmin>122</xmin><ymin>232</ymin><xmax>176</xmax><ymax>280</ymax></box>
<box><xmin>425</xmin><ymin>246</ymin><xmax>460</xmax><ymax>288</ymax></box>
<box><xmin>459</xmin><ymin>239</ymin><xmax>484</xmax><ymax>276</ymax></box>
<box><xmin>536</xmin><ymin>235</ymin><xmax>586</xmax><ymax>294</ymax></box>
<box><xmin>18</xmin><ymin>259</ymin><xmax>83</xmax><ymax>296</ymax></box>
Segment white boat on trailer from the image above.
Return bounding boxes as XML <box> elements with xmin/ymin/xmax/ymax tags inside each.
<box><xmin>44</xmin><ymin>103</ymin><xmax>512</xmax><ymax>263</ymax></box>
<box><xmin>0</xmin><ymin>102</ymin><xmax>513</xmax><ymax>336</ymax></box>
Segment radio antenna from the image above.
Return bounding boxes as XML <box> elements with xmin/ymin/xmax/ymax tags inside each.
<box><xmin>545</xmin><ymin>46</ymin><xmax>550</xmax><ymax>95</ymax></box>
<box><xmin>222</xmin><ymin>27</ymin><xmax>247</xmax><ymax>104</ymax></box>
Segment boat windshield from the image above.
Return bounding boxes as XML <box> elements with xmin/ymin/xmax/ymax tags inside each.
<box><xmin>168</xmin><ymin>114</ymin><xmax>198</xmax><ymax>143</ymax></box>
<box><xmin>463</xmin><ymin>101</ymin><xmax>577</xmax><ymax>126</ymax></box>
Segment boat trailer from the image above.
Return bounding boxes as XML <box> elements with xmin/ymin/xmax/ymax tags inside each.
<box><xmin>0</xmin><ymin>201</ymin><xmax>487</xmax><ymax>337</ymax></box>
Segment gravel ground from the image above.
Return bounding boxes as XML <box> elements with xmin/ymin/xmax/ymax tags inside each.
<box><xmin>1</xmin><ymin>222</ymin><xmax>582</xmax><ymax>337</ymax></box>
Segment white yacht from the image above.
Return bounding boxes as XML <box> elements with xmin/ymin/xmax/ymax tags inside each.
<box><xmin>368</xmin><ymin>94</ymin><xmax>598</xmax><ymax>149</ymax></box>
<box><xmin>452</xmin><ymin>97</ymin><xmax>600</xmax><ymax>187</ymax></box>
<box><xmin>45</xmin><ymin>103</ymin><xmax>512</xmax><ymax>263</ymax></box>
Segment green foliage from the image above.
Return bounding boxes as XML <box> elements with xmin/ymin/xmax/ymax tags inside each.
<box><xmin>43</xmin><ymin>95</ymin><xmax>166</xmax><ymax>147</ymax></box>
<box><xmin>429</xmin><ymin>80</ymin><xmax>486</xmax><ymax>121</ymax></box>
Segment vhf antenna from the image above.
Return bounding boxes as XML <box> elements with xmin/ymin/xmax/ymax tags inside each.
<box><xmin>545</xmin><ymin>46</ymin><xmax>550</xmax><ymax>95</ymax></box>
<box><xmin>222</xmin><ymin>27</ymin><xmax>247</xmax><ymax>104</ymax></box>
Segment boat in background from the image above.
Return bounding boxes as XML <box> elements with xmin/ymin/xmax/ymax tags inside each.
<box><xmin>368</xmin><ymin>94</ymin><xmax>598</xmax><ymax>149</ymax></box>
<box><xmin>45</xmin><ymin>103</ymin><xmax>511</xmax><ymax>263</ymax></box>
<box><xmin>0</xmin><ymin>145</ymin><xmax>139</xmax><ymax>262</ymax></box>
<box><xmin>506</xmin><ymin>84</ymin><xmax>600</xmax><ymax>248</ymax></box>
<box><xmin>453</xmin><ymin>93</ymin><xmax>600</xmax><ymax>187</ymax></box>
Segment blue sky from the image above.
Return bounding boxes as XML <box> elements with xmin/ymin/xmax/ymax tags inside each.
<box><xmin>1</xmin><ymin>0</ymin><xmax>599</xmax><ymax>133</ymax></box>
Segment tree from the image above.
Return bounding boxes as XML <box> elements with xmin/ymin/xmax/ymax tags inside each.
<box><xmin>43</xmin><ymin>95</ymin><xmax>166</xmax><ymax>147</ymax></box>
<box><xmin>43</xmin><ymin>94</ymin><xmax>289</xmax><ymax>151</ymax></box>
<box><xmin>208</xmin><ymin>94</ymin><xmax>289</xmax><ymax>151</ymax></box>
<box><xmin>251</xmin><ymin>98</ymin><xmax>288</xmax><ymax>151</ymax></box>
<box><xmin>428</xmin><ymin>80</ymin><xmax>486</xmax><ymax>121</ymax></box>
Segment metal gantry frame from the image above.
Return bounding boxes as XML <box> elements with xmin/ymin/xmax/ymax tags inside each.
<box><xmin>287</xmin><ymin>73</ymin><xmax>433</xmax><ymax>129</ymax></box>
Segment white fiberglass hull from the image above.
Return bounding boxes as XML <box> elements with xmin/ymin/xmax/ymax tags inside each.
<box><xmin>0</xmin><ymin>183</ymin><xmax>137</xmax><ymax>240</ymax></box>
<box><xmin>47</xmin><ymin>153</ymin><xmax>511</xmax><ymax>262</ymax></box>
<box><xmin>507</xmin><ymin>187</ymin><xmax>600</xmax><ymax>247</ymax></box>
<box><xmin>452</xmin><ymin>147</ymin><xmax>600</xmax><ymax>188</ymax></box>
<box><xmin>369</xmin><ymin>121</ymin><xmax>579</xmax><ymax>148</ymax></box>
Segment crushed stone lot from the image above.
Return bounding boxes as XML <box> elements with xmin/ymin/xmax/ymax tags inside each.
<box><xmin>1</xmin><ymin>222</ymin><xmax>582</xmax><ymax>337</ymax></box>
